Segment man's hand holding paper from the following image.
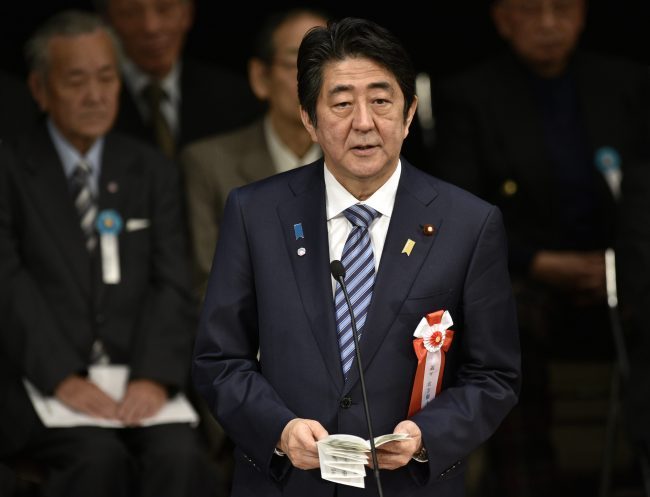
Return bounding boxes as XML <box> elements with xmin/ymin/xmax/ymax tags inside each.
<box><xmin>316</xmin><ymin>430</ymin><xmax>414</xmax><ymax>487</ymax></box>
<box><xmin>278</xmin><ymin>418</ymin><xmax>329</xmax><ymax>470</ymax></box>
<box><xmin>372</xmin><ymin>420</ymin><xmax>422</xmax><ymax>470</ymax></box>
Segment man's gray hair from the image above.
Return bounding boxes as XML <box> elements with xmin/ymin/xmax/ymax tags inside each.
<box><xmin>25</xmin><ymin>10</ymin><xmax>122</xmax><ymax>75</ymax></box>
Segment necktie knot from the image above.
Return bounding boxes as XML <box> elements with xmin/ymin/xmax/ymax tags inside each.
<box><xmin>343</xmin><ymin>204</ymin><xmax>379</xmax><ymax>229</ymax></box>
<box><xmin>70</xmin><ymin>160</ymin><xmax>92</xmax><ymax>194</ymax></box>
<box><xmin>72</xmin><ymin>159</ymin><xmax>91</xmax><ymax>180</ymax></box>
<box><xmin>142</xmin><ymin>81</ymin><xmax>166</xmax><ymax>107</ymax></box>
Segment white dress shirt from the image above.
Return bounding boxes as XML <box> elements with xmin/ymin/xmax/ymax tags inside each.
<box><xmin>48</xmin><ymin>119</ymin><xmax>104</xmax><ymax>196</ymax></box>
<box><xmin>325</xmin><ymin>161</ymin><xmax>401</xmax><ymax>294</ymax></box>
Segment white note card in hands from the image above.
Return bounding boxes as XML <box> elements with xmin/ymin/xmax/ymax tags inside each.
<box><xmin>317</xmin><ymin>433</ymin><xmax>410</xmax><ymax>488</ymax></box>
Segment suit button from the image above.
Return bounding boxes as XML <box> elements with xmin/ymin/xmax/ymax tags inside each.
<box><xmin>340</xmin><ymin>396</ymin><xmax>352</xmax><ymax>409</ymax></box>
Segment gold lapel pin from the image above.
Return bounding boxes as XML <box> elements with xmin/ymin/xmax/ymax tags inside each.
<box><xmin>421</xmin><ymin>224</ymin><xmax>435</xmax><ymax>236</ymax></box>
<box><xmin>402</xmin><ymin>239</ymin><xmax>415</xmax><ymax>256</ymax></box>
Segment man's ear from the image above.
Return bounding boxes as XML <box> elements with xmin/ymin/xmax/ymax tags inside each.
<box><xmin>299</xmin><ymin>106</ymin><xmax>318</xmax><ymax>142</ymax></box>
<box><xmin>403</xmin><ymin>95</ymin><xmax>418</xmax><ymax>139</ymax></box>
<box><xmin>28</xmin><ymin>72</ymin><xmax>48</xmax><ymax>113</ymax></box>
<box><xmin>248</xmin><ymin>58</ymin><xmax>270</xmax><ymax>101</ymax></box>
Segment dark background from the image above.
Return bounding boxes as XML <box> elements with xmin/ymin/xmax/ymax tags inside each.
<box><xmin>2</xmin><ymin>0</ymin><xmax>648</xmax><ymax>82</ymax></box>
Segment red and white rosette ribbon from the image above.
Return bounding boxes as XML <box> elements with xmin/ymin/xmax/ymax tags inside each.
<box><xmin>408</xmin><ymin>310</ymin><xmax>454</xmax><ymax>417</ymax></box>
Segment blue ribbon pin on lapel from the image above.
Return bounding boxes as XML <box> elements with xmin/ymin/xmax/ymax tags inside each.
<box><xmin>595</xmin><ymin>146</ymin><xmax>622</xmax><ymax>198</ymax></box>
<box><xmin>294</xmin><ymin>223</ymin><xmax>306</xmax><ymax>256</ymax></box>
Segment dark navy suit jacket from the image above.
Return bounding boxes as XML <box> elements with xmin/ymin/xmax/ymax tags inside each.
<box><xmin>193</xmin><ymin>159</ymin><xmax>521</xmax><ymax>497</ymax></box>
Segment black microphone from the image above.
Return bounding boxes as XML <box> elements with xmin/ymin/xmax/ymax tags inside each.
<box><xmin>330</xmin><ymin>260</ymin><xmax>384</xmax><ymax>497</ymax></box>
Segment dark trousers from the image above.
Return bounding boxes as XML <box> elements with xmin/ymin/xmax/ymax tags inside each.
<box><xmin>23</xmin><ymin>424</ymin><xmax>219</xmax><ymax>497</ymax></box>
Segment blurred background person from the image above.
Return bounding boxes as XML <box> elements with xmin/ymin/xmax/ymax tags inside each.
<box><xmin>181</xmin><ymin>8</ymin><xmax>327</xmax><ymax>299</ymax></box>
<box><xmin>0</xmin><ymin>10</ymin><xmax>217</xmax><ymax>497</ymax></box>
<box><xmin>94</xmin><ymin>0</ymin><xmax>262</xmax><ymax>159</ymax></box>
<box><xmin>433</xmin><ymin>0</ymin><xmax>650</xmax><ymax>495</ymax></box>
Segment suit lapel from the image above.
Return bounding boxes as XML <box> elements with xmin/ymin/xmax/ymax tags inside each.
<box><xmin>21</xmin><ymin>127</ymin><xmax>92</xmax><ymax>295</ymax></box>
<box><xmin>344</xmin><ymin>163</ymin><xmax>441</xmax><ymax>392</ymax></box>
<box><xmin>277</xmin><ymin>163</ymin><xmax>346</xmax><ymax>389</ymax></box>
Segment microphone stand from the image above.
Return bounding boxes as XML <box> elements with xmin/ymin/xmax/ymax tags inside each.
<box><xmin>333</xmin><ymin>262</ymin><xmax>384</xmax><ymax>497</ymax></box>
<box><xmin>599</xmin><ymin>249</ymin><xmax>650</xmax><ymax>497</ymax></box>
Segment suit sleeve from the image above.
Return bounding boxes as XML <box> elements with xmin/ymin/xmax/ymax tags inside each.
<box><xmin>411</xmin><ymin>205</ymin><xmax>521</xmax><ymax>482</ymax></box>
<box><xmin>192</xmin><ymin>187</ymin><xmax>296</xmax><ymax>478</ymax></box>
<box><xmin>180</xmin><ymin>143</ymin><xmax>224</xmax><ymax>300</ymax></box>
<box><xmin>128</xmin><ymin>152</ymin><xmax>196</xmax><ymax>391</ymax></box>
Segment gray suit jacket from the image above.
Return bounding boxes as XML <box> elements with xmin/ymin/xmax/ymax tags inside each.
<box><xmin>181</xmin><ymin>119</ymin><xmax>278</xmax><ymax>297</ymax></box>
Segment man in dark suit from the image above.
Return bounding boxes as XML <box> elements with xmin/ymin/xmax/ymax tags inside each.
<box><xmin>434</xmin><ymin>0</ymin><xmax>649</xmax><ymax>495</ymax></box>
<box><xmin>192</xmin><ymin>17</ymin><xmax>520</xmax><ymax>497</ymax></box>
<box><xmin>94</xmin><ymin>0</ymin><xmax>262</xmax><ymax>159</ymax></box>
<box><xmin>0</xmin><ymin>10</ymin><xmax>216</xmax><ymax>497</ymax></box>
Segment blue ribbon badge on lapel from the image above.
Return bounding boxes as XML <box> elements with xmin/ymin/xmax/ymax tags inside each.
<box><xmin>293</xmin><ymin>223</ymin><xmax>306</xmax><ymax>257</ymax></box>
<box><xmin>594</xmin><ymin>146</ymin><xmax>622</xmax><ymax>199</ymax></box>
<box><xmin>95</xmin><ymin>209</ymin><xmax>123</xmax><ymax>284</ymax></box>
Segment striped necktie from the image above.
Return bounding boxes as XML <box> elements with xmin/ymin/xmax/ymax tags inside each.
<box><xmin>142</xmin><ymin>81</ymin><xmax>175</xmax><ymax>159</ymax></box>
<box><xmin>334</xmin><ymin>204</ymin><xmax>380</xmax><ymax>379</ymax></box>
<box><xmin>70</xmin><ymin>159</ymin><xmax>97</xmax><ymax>251</ymax></box>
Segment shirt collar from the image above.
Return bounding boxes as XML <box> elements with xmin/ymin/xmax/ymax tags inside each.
<box><xmin>121</xmin><ymin>57</ymin><xmax>182</xmax><ymax>108</ymax></box>
<box><xmin>324</xmin><ymin>160</ymin><xmax>401</xmax><ymax>222</ymax></box>
<box><xmin>47</xmin><ymin>118</ymin><xmax>104</xmax><ymax>180</ymax></box>
<box><xmin>264</xmin><ymin>115</ymin><xmax>321</xmax><ymax>173</ymax></box>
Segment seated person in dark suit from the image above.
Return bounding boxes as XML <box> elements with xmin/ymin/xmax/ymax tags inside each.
<box><xmin>0</xmin><ymin>10</ymin><xmax>218</xmax><ymax>497</ymax></box>
<box><xmin>94</xmin><ymin>0</ymin><xmax>263</xmax><ymax>159</ymax></box>
<box><xmin>433</xmin><ymin>0</ymin><xmax>649</xmax><ymax>495</ymax></box>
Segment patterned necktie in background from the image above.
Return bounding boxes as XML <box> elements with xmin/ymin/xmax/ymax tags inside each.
<box><xmin>142</xmin><ymin>81</ymin><xmax>175</xmax><ymax>159</ymax></box>
<box><xmin>70</xmin><ymin>159</ymin><xmax>97</xmax><ymax>252</ymax></box>
<box><xmin>334</xmin><ymin>203</ymin><xmax>380</xmax><ymax>379</ymax></box>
